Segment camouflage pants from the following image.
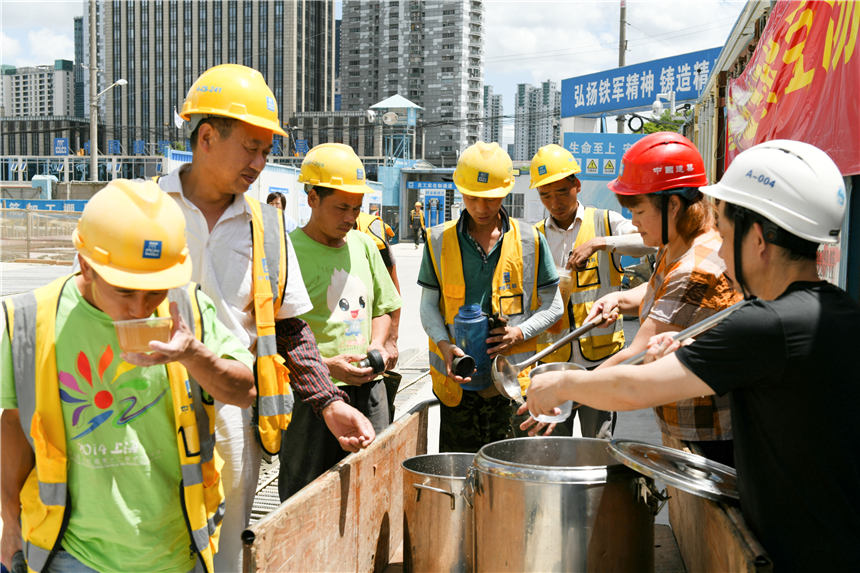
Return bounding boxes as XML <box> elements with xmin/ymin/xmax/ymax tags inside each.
<box><xmin>439</xmin><ymin>391</ymin><xmax>526</xmax><ymax>453</ymax></box>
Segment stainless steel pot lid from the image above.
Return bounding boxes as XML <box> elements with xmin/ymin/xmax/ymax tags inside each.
<box><xmin>608</xmin><ymin>439</ymin><xmax>739</xmax><ymax>503</ymax></box>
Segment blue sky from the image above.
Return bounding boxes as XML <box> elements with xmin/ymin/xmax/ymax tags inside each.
<box><xmin>1</xmin><ymin>0</ymin><xmax>746</xmax><ymax>144</ymax></box>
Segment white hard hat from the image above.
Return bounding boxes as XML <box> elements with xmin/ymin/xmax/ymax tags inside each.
<box><xmin>700</xmin><ymin>140</ymin><xmax>846</xmax><ymax>244</ymax></box>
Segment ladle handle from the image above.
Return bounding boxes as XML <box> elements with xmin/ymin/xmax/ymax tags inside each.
<box><xmin>519</xmin><ymin>316</ymin><xmax>603</xmax><ymax>370</ymax></box>
<box><xmin>621</xmin><ymin>300</ymin><xmax>749</xmax><ymax>366</ymax></box>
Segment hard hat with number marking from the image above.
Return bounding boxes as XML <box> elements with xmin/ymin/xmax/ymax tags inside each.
<box><xmin>181</xmin><ymin>64</ymin><xmax>287</xmax><ymax>136</ymax></box>
<box><xmin>701</xmin><ymin>140</ymin><xmax>845</xmax><ymax>244</ymax></box>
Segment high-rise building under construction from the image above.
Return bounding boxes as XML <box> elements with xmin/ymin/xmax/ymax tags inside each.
<box><xmin>340</xmin><ymin>0</ymin><xmax>484</xmax><ymax>165</ymax></box>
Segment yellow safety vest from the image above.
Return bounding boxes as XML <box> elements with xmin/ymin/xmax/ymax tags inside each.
<box><xmin>155</xmin><ymin>178</ymin><xmax>294</xmax><ymax>455</ymax></box>
<box><xmin>3</xmin><ymin>277</ymin><xmax>222</xmax><ymax>573</ymax></box>
<box><xmin>535</xmin><ymin>207</ymin><xmax>625</xmax><ymax>362</ymax></box>
<box><xmin>245</xmin><ymin>196</ymin><xmax>293</xmax><ymax>456</ymax></box>
<box><xmin>355</xmin><ymin>212</ymin><xmax>388</xmax><ymax>251</ymax></box>
<box><xmin>426</xmin><ymin>218</ymin><xmax>540</xmax><ymax>407</ymax></box>
<box><xmin>411</xmin><ymin>209</ymin><xmax>426</xmax><ymax>229</ymax></box>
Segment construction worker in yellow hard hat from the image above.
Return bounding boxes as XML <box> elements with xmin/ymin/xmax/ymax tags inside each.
<box><xmin>522</xmin><ymin>143</ymin><xmax>653</xmax><ymax>439</ymax></box>
<box><xmin>278</xmin><ymin>143</ymin><xmax>401</xmax><ymax>499</ymax></box>
<box><xmin>158</xmin><ymin>65</ymin><xmax>373</xmax><ymax>570</ymax></box>
<box><xmin>417</xmin><ymin>141</ymin><xmax>563</xmax><ymax>452</ymax></box>
<box><xmin>1</xmin><ymin>179</ymin><xmax>256</xmax><ymax>573</ymax></box>
<box><xmin>410</xmin><ymin>201</ymin><xmax>426</xmax><ymax>248</ymax></box>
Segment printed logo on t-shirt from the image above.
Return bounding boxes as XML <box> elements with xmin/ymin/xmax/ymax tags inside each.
<box><xmin>142</xmin><ymin>240</ymin><xmax>162</xmax><ymax>259</ymax></box>
<box><xmin>60</xmin><ymin>345</ymin><xmax>166</xmax><ymax>440</ymax></box>
<box><xmin>327</xmin><ymin>268</ymin><xmax>368</xmax><ymax>350</ymax></box>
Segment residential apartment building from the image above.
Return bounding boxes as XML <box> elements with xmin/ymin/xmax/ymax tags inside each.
<box><xmin>482</xmin><ymin>84</ymin><xmax>503</xmax><ymax>144</ymax></box>
<box><xmin>0</xmin><ymin>61</ymin><xmax>89</xmax><ymax>156</ymax></box>
<box><xmin>340</xmin><ymin>0</ymin><xmax>484</xmax><ymax>166</ymax></box>
<box><xmin>1</xmin><ymin>61</ymin><xmax>76</xmax><ymax>118</ymax></box>
<box><xmin>82</xmin><ymin>0</ymin><xmax>336</xmax><ymax>154</ymax></box>
<box><xmin>513</xmin><ymin>80</ymin><xmax>560</xmax><ymax>161</ymax></box>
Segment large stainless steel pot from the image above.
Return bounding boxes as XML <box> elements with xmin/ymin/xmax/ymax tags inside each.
<box><xmin>467</xmin><ymin>437</ymin><xmax>657</xmax><ymax>572</ymax></box>
<box><xmin>402</xmin><ymin>453</ymin><xmax>475</xmax><ymax>572</ymax></box>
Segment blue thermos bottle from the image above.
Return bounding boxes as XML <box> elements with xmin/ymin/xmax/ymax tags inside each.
<box><xmin>453</xmin><ymin>304</ymin><xmax>491</xmax><ymax>390</ymax></box>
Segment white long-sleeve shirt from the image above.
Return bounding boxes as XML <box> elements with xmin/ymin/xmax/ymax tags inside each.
<box><xmin>541</xmin><ymin>203</ymin><xmax>653</xmax><ymax>367</ymax></box>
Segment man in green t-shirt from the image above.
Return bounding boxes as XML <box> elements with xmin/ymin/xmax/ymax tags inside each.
<box><xmin>0</xmin><ymin>180</ymin><xmax>255</xmax><ymax>573</ymax></box>
<box><xmin>278</xmin><ymin>144</ymin><xmax>401</xmax><ymax>501</ymax></box>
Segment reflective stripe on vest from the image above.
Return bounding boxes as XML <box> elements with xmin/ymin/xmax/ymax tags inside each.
<box><xmin>425</xmin><ymin>218</ymin><xmax>540</xmax><ymax>407</ymax></box>
<box><xmin>535</xmin><ymin>208</ymin><xmax>625</xmax><ymax>363</ymax></box>
<box><xmin>356</xmin><ymin>212</ymin><xmax>387</xmax><ymax>251</ymax></box>
<box><xmin>6</xmin><ymin>276</ymin><xmax>220</xmax><ymax>573</ymax></box>
<box><xmin>245</xmin><ymin>196</ymin><xmax>294</xmax><ymax>456</ymax></box>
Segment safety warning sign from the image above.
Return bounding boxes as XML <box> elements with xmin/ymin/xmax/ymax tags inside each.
<box><xmin>563</xmin><ymin>132</ymin><xmax>644</xmax><ymax>181</ymax></box>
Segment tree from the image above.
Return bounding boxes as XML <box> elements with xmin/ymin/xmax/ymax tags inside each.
<box><xmin>642</xmin><ymin>109</ymin><xmax>690</xmax><ymax>134</ymax></box>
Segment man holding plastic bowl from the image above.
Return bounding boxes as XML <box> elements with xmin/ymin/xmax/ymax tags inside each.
<box><xmin>418</xmin><ymin>141</ymin><xmax>563</xmax><ymax>452</ymax></box>
<box><xmin>1</xmin><ymin>179</ymin><xmax>255</xmax><ymax>573</ymax></box>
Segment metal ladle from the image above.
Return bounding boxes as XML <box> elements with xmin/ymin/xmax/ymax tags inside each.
<box><xmin>492</xmin><ymin>299</ymin><xmax>749</xmax><ymax>403</ymax></box>
<box><xmin>492</xmin><ymin>317</ymin><xmax>603</xmax><ymax>403</ymax></box>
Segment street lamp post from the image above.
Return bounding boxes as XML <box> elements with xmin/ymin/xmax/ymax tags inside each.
<box><xmin>89</xmin><ymin>78</ymin><xmax>127</xmax><ymax>182</ymax></box>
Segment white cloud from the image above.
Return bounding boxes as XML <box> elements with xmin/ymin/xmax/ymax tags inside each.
<box><xmin>0</xmin><ymin>1</ymin><xmax>81</xmax><ymax>66</ymax></box>
<box><xmin>1</xmin><ymin>32</ymin><xmax>21</xmax><ymax>63</ymax></box>
<box><xmin>0</xmin><ymin>1</ymin><xmax>82</xmax><ymax>34</ymax></box>
<box><xmin>22</xmin><ymin>28</ymin><xmax>76</xmax><ymax>66</ymax></box>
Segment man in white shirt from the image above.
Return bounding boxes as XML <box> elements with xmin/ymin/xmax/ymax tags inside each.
<box><xmin>526</xmin><ymin>144</ymin><xmax>654</xmax><ymax>438</ymax></box>
<box><xmin>161</xmin><ymin>64</ymin><xmax>375</xmax><ymax>571</ymax></box>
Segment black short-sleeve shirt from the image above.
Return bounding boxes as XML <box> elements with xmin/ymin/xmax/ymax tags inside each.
<box><xmin>676</xmin><ymin>281</ymin><xmax>860</xmax><ymax>571</ymax></box>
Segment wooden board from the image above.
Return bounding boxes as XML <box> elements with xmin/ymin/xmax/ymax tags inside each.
<box><xmin>663</xmin><ymin>436</ymin><xmax>772</xmax><ymax>573</ymax></box>
<box><xmin>244</xmin><ymin>402</ymin><xmax>431</xmax><ymax>572</ymax></box>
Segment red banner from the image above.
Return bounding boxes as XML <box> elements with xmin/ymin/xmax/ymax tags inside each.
<box><xmin>727</xmin><ymin>0</ymin><xmax>860</xmax><ymax>175</ymax></box>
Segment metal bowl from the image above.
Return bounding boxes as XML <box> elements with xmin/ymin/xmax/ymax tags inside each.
<box><xmin>529</xmin><ymin>362</ymin><xmax>587</xmax><ymax>376</ymax></box>
<box><xmin>529</xmin><ymin>362</ymin><xmax>586</xmax><ymax>422</ymax></box>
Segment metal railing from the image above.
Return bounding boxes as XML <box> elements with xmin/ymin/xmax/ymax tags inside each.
<box><xmin>0</xmin><ymin>208</ymin><xmax>80</xmax><ymax>263</ymax></box>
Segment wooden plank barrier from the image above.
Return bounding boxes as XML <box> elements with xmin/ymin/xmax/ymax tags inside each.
<box><xmin>243</xmin><ymin>400</ymin><xmax>432</xmax><ymax>572</ymax></box>
<box><xmin>663</xmin><ymin>436</ymin><xmax>772</xmax><ymax>572</ymax></box>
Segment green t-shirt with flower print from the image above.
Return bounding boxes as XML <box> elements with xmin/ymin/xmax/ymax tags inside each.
<box><xmin>0</xmin><ymin>278</ymin><xmax>252</xmax><ymax>573</ymax></box>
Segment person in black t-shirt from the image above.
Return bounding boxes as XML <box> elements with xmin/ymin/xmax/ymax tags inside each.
<box><xmin>522</xmin><ymin>140</ymin><xmax>860</xmax><ymax>572</ymax></box>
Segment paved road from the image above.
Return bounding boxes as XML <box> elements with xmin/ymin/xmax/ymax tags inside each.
<box><xmin>0</xmin><ymin>261</ymin><xmax>71</xmax><ymax>297</ymax></box>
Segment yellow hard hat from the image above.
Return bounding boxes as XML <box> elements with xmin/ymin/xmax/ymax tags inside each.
<box><xmin>181</xmin><ymin>64</ymin><xmax>287</xmax><ymax>136</ymax></box>
<box><xmin>453</xmin><ymin>142</ymin><xmax>515</xmax><ymax>198</ymax></box>
<box><xmin>529</xmin><ymin>144</ymin><xmax>581</xmax><ymax>189</ymax></box>
<box><xmin>298</xmin><ymin>143</ymin><xmax>373</xmax><ymax>194</ymax></box>
<box><xmin>73</xmin><ymin>179</ymin><xmax>191</xmax><ymax>290</ymax></box>
<box><xmin>414</xmin><ymin>201</ymin><xmax>422</xmax><ymax>208</ymax></box>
